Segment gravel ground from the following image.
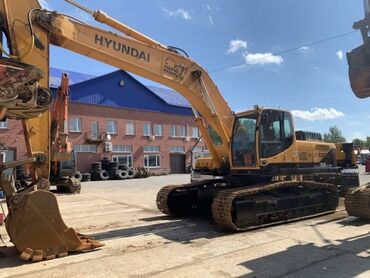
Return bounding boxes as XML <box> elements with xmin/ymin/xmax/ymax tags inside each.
<box><xmin>0</xmin><ymin>166</ymin><xmax>369</xmax><ymax>277</ymax></box>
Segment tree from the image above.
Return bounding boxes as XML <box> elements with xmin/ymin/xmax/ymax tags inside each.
<box><xmin>323</xmin><ymin>126</ymin><xmax>346</xmax><ymax>143</ymax></box>
<box><xmin>352</xmin><ymin>138</ymin><xmax>365</xmax><ymax>148</ymax></box>
<box><xmin>365</xmin><ymin>136</ymin><xmax>370</xmax><ymax>149</ymax></box>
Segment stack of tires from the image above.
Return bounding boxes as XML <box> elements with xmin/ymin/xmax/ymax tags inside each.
<box><xmin>91</xmin><ymin>162</ymin><xmax>110</xmax><ymax>181</ymax></box>
<box><xmin>116</xmin><ymin>165</ymin><xmax>136</xmax><ymax>180</ymax></box>
<box><xmin>135</xmin><ymin>167</ymin><xmax>151</xmax><ymax>178</ymax></box>
<box><xmin>107</xmin><ymin>161</ymin><xmax>119</xmax><ymax>179</ymax></box>
<box><xmin>74</xmin><ymin>171</ymin><xmax>83</xmax><ymax>182</ymax></box>
<box><xmin>81</xmin><ymin>172</ymin><xmax>91</xmax><ymax>182</ymax></box>
<box><xmin>90</xmin><ymin>160</ymin><xmax>153</xmax><ymax>181</ymax></box>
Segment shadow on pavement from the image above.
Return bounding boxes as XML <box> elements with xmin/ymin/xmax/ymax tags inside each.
<box><xmin>337</xmin><ymin>217</ymin><xmax>370</xmax><ymax>227</ymax></box>
<box><xmin>90</xmin><ymin>216</ymin><xmax>229</xmax><ymax>244</ymax></box>
<box><xmin>237</xmin><ymin>225</ymin><xmax>370</xmax><ymax>277</ymax></box>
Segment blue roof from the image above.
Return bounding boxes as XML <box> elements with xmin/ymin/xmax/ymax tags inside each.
<box><xmin>50</xmin><ymin>68</ymin><xmax>95</xmax><ymax>88</ymax></box>
<box><xmin>49</xmin><ymin>68</ymin><xmax>192</xmax><ymax>112</ymax></box>
<box><xmin>147</xmin><ymin>86</ymin><xmax>190</xmax><ymax>108</ymax></box>
<box><xmin>65</xmin><ymin>70</ymin><xmax>193</xmax><ymax>116</ymax></box>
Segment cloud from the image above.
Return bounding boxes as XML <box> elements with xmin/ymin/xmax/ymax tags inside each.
<box><xmin>299</xmin><ymin>46</ymin><xmax>310</xmax><ymax>52</ymax></box>
<box><xmin>243</xmin><ymin>52</ymin><xmax>283</xmax><ymax>65</ymax></box>
<box><xmin>227</xmin><ymin>39</ymin><xmax>247</xmax><ymax>54</ymax></box>
<box><xmin>291</xmin><ymin>107</ymin><xmax>345</xmax><ymax>121</ymax></box>
<box><xmin>206</xmin><ymin>4</ymin><xmax>212</xmax><ymax>11</ymax></box>
<box><xmin>208</xmin><ymin>15</ymin><xmax>214</xmax><ymax>26</ymax></box>
<box><xmin>38</xmin><ymin>0</ymin><xmax>49</xmax><ymax>9</ymax></box>
<box><xmin>162</xmin><ymin>7</ymin><xmax>191</xmax><ymax>20</ymax></box>
<box><xmin>336</xmin><ymin>50</ymin><xmax>344</xmax><ymax>60</ymax></box>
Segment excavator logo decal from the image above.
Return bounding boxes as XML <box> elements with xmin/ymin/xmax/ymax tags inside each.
<box><xmin>95</xmin><ymin>34</ymin><xmax>150</xmax><ymax>63</ymax></box>
<box><xmin>163</xmin><ymin>58</ymin><xmax>187</xmax><ymax>80</ymax></box>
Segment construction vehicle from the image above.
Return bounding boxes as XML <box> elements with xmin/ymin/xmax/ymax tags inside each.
<box><xmin>345</xmin><ymin>0</ymin><xmax>370</xmax><ymax>218</ymax></box>
<box><xmin>0</xmin><ymin>0</ymin><xmax>358</xmax><ymax>261</ymax></box>
<box><xmin>49</xmin><ymin>73</ymin><xmax>81</xmax><ymax>193</ymax></box>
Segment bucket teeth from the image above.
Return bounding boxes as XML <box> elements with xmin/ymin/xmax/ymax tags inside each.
<box><xmin>57</xmin><ymin>252</ymin><xmax>68</xmax><ymax>258</ymax></box>
<box><xmin>32</xmin><ymin>250</ymin><xmax>44</xmax><ymax>262</ymax></box>
<box><xmin>45</xmin><ymin>250</ymin><xmax>56</xmax><ymax>260</ymax></box>
<box><xmin>17</xmin><ymin>236</ymin><xmax>104</xmax><ymax>261</ymax></box>
<box><xmin>19</xmin><ymin>247</ymin><xmax>33</xmax><ymax>261</ymax></box>
<box><xmin>5</xmin><ymin>190</ymin><xmax>104</xmax><ymax>262</ymax></box>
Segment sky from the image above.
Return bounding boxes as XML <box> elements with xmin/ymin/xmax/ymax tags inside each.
<box><xmin>41</xmin><ymin>0</ymin><xmax>370</xmax><ymax>141</ymax></box>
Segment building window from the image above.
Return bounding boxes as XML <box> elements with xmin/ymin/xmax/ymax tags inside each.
<box><xmin>126</xmin><ymin>122</ymin><xmax>135</xmax><ymax>135</ymax></box>
<box><xmin>0</xmin><ymin>119</ymin><xmax>8</xmax><ymax>129</ymax></box>
<box><xmin>143</xmin><ymin>146</ymin><xmax>160</xmax><ymax>153</ymax></box>
<box><xmin>112</xmin><ymin>145</ymin><xmax>132</xmax><ymax>153</ymax></box>
<box><xmin>69</xmin><ymin>117</ymin><xmax>81</xmax><ymax>132</ymax></box>
<box><xmin>170</xmin><ymin>125</ymin><xmax>187</xmax><ymax>137</ymax></box>
<box><xmin>106</xmin><ymin>120</ymin><xmax>117</xmax><ymax>134</ymax></box>
<box><xmin>170</xmin><ymin>125</ymin><xmax>177</xmax><ymax>137</ymax></box>
<box><xmin>192</xmin><ymin>127</ymin><xmax>200</xmax><ymax>139</ymax></box>
<box><xmin>144</xmin><ymin>154</ymin><xmax>160</xmax><ymax>168</ymax></box>
<box><xmin>74</xmin><ymin>144</ymin><xmax>97</xmax><ymax>153</ymax></box>
<box><xmin>179</xmin><ymin>126</ymin><xmax>186</xmax><ymax>137</ymax></box>
<box><xmin>112</xmin><ymin>155</ymin><xmax>133</xmax><ymax>167</ymax></box>
<box><xmin>154</xmin><ymin>124</ymin><xmax>163</xmax><ymax>136</ymax></box>
<box><xmin>192</xmin><ymin>146</ymin><xmax>205</xmax><ymax>152</ymax></box>
<box><xmin>170</xmin><ymin>146</ymin><xmax>185</xmax><ymax>153</ymax></box>
<box><xmin>143</xmin><ymin>123</ymin><xmax>152</xmax><ymax>136</ymax></box>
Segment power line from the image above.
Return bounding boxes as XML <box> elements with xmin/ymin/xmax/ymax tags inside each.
<box><xmin>210</xmin><ymin>30</ymin><xmax>359</xmax><ymax>73</ymax></box>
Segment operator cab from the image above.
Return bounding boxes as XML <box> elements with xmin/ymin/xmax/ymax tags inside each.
<box><xmin>231</xmin><ymin>108</ymin><xmax>294</xmax><ymax>168</ymax></box>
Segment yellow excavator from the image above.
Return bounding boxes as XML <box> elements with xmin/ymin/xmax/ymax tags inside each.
<box><xmin>0</xmin><ymin>0</ymin><xmax>358</xmax><ymax>261</ymax></box>
<box><xmin>345</xmin><ymin>0</ymin><xmax>370</xmax><ymax>218</ymax></box>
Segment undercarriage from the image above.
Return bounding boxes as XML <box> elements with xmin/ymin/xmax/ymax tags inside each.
<box><xmin>157</xmin><ymin>177</ymin><xmax>340</xmax><ymax>231</ymax></box>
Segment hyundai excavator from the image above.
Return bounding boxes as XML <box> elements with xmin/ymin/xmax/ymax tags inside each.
<box><xmin>0</xmin><ymin>0</ymin><xmax>357</xmax><ymax>261</ymax></box>
<box><xmin>345</xmin><ymin>0</ymin><xmax>370</xmax><ymax>218</ymax></box>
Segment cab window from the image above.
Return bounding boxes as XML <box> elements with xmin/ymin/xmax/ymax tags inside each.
<box><xmin>260</xmin><ymin>110</ymin><xmax>294</xmax><ymax>158</ymax></box>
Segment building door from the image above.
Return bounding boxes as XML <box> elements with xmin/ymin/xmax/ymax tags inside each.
<box><xmin>91</xmin><ymin>122</ymin><xmax>99</xmax><ymax>140</ymax></box>
<box><xmin>170</xmin><ymin>154</ymin><xmax>186</xmax><ymax>174</ymax></box>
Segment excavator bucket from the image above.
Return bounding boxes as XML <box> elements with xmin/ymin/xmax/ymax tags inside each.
<box><xmin>347</xmin><ymin>44</ymin><xmax>370</xmax><ymax>99</ymax></box>
<box><xmin>2</xmin><ymin>176</ymin><xmax>104</xmax><ymax>261</ymax></box>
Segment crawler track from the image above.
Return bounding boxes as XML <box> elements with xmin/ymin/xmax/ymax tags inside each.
<box><xmin>345</xmin><ymin>183</ymin><xmax>370</xmax><ymax>219</ymax></box>
<box><xmin>212</xmin><ymin>181</ymin><xmax>339</xmax><ymax>230</ymax></box>
<box><xmin>157</xmin><ymin>180</ymin><xmax>339</xmax><ymax>230</ymax></box>
<box><xmin>156</xmin><ymin>180</ymin><xmax>215</xmax><ymax>216</ymax></box>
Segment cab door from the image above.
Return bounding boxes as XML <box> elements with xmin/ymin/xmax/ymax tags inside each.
<box><xmin>231</xmin><ymin>113</ymin><xmax>258</xmax><ymax>168</ymax></box>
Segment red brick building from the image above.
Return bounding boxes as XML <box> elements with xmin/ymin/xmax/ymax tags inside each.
<box><xmin>0</xmin><ymin>69</ymin><xmax>205</xmax><ymax>175</ymax></box>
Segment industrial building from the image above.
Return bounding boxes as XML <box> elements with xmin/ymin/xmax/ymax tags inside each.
<box><xmin>0</xmin><ymin>69</ymin><xmax>204</xmax><ymax>175</ymax></box>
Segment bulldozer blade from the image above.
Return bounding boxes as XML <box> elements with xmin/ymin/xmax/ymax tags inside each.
<box><xmin>5</xmin><ymin>190</ymin><xmax>104</xmax><ymax>261</ymax></box>
<box><xmin>347</xmin><ymin>44</ymin><xmax>370</xmax><ymax>99</ymax></box>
